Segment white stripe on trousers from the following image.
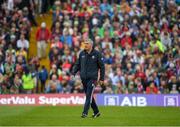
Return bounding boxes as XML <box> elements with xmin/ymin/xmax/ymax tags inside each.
<box><xmin>90</xmin><ymin>83</ymin><xmax>95</xmax><ymax>103</ymax></box>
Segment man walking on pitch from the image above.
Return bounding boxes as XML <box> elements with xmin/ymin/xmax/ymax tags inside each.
<box><xmin>71</xmin><ymin>39</ymin><xmax>105</xmax><ymax>118</ymax></box>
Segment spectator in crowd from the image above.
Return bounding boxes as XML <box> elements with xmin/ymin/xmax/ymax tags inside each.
<box><xmin>36</xmin><ymin>22</ymin><xmax>50</xmax><ymax>59</ymax></box>
<box><xmin>22</xmin><ymin>68</ymin><xmax>35</xmax><ymax>94</ymax></box>
<box><xmin>46</xmin><ymin>74</ymin><xmax>62</xmax><ymax>93</ymax></box>
<box><xmin>39</xmin><ymin>65</ymin><xmax>48</xmax><ymax>93</ymax></box>
<box><xmin>35</xmin><ymin>0</ymin><xmax>49</xmax><ymax>17</ymax></box>
<box><xmin>146</xmin><ymin>82</ymin><xmax>158</xmax><ymax>94</ymax></box>
<box><xmin>17</xmin><ymin>34</ymin><xmax>29</xmax><ymax>51</ymax></box>
<box><xmin>72</xmin><ymin>80</ymin><xmax>84</xmax><ymax>93</ymax></box>
<box><xmin>11</xmin><ymin>73</ymin><xmax>22</xmax><ymax>94</ymax></box>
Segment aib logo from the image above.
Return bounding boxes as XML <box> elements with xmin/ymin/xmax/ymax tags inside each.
<box><xmin>104</xmin><ymin>96</ymin><xmax>119</xmax><ymax>106</ymax></box>
<box><xmin>164</xmin><ymin>96</ymin><xmax>179</xmax><ymax>107</ymax></box>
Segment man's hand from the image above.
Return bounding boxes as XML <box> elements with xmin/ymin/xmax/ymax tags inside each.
<box><xmin>98</xmin><ymin>80</ymin><xmax>104</xmax><ymax>86</ymax></box>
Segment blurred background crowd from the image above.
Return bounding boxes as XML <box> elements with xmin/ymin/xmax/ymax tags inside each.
<box><xmin>0</xmin><ymin>0</ymin><xmax>179</xmax><ymax>94</ymax></box>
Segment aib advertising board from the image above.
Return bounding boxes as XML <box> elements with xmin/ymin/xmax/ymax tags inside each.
<box><xmin>96</xmin><ymin>94</ymin><xmax>180</xmax><ymax>107</ymax></box>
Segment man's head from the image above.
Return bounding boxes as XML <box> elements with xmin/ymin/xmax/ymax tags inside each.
<box><xmin>20</xmin><ymin>34</ymin><xmax>25</xmax><ymax>40</ymax></box>
<box><xmin>84</xmin><ymin>39</ymin><xmax>93</xmax><ymax>52</ymax></box>
<box><xmin>41</xmin><ymin>22</ymin><xmax>46</xmax><ymax>29</ymax></box>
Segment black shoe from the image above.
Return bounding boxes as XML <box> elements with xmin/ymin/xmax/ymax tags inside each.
<box><xmin>81</xmin><ymin>114</ymin><xmax>87</xmax><ymax>118</ymax></box>
<box><xmin>92</xmin><ymin>112</ymin><xmax>100</xmax><ymax>118</ymax></box>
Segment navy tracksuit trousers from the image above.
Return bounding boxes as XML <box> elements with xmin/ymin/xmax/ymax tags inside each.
<box><xmin>82</xmin><ymin>79</ymin><xmax>99</xmax><ymax>115</ymax></box>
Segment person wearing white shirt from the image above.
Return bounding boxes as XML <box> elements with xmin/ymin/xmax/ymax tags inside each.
<box><xmin>7</xmin><ymin>0</ymin><xmax>14</xmax><ymax>11</ymax></box>
<box><xmin>17</xmin><ymin>34</ymin><xmax>29</xmax><ymax>50</ymax></box>
<box><xmin>160</xmin><ymin>32</ymin><xmax>172</xmax><ymax>49</ymax></box>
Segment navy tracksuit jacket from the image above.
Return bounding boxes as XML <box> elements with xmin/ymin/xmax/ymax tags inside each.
<box><xmin>72</xmin><ymin>49</ymin><xmax>105</xmax><ymax>115</ymax></box>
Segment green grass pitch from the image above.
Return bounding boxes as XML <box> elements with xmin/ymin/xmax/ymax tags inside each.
<box><xmin>0</xmin><ymin>106</ymin><xmax>179</xmax><ymax>126</ymax></box>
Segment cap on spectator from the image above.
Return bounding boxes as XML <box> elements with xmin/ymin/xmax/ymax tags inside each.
<box><xmin>95</xmin><ymin>36</ymin><xmax>100</xmax><ymax>41</ymax></box>
<box><xmin>10</xmin><ymin>35</ymin><xmax>16</xmax><ymax>40</ymax></box>
<box><xmin>129</xmin><ymin>81</ymin><xmax>134</xmax><ymax>85</ymax></box>
<box><xmin>41</xmin><ymin>22</ymin><xmax>46</xmax><ymax>28</ymax></box>
<box><xmin>74</xmin><ymin>20</ymin><xmax>79</xmax><ymax>26</ymax></box>
<box><xmin>55</xmin><ymin>0</ymin><xmax>61</xmax><ymax>5</ymax></box>
<box><xmin>23</xmin><ymin>7</ymin><xmax>28</xmax><ymax>11</ymax></box>
<box><xmin>52</xmin><ymin>64</ymin><xmax>57</xmax><ymax>69</ymax></box>
<box><xmin>126</xmin><ymin>31</ymin><xmax>131</xmax><ymax>36</ymax></box>
<box><xmin>23</xmin><ymin>17</ymin><xmax>28</xmax><ymax>22</ymax></box>
<box><xmin>55</xmin><ymin>36</ymin><xmax>59</xmax><ymax>41</ymax></box>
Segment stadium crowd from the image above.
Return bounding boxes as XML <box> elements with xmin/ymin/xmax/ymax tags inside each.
<box><xmin>0</xmin><ymin>0</ymin><xmax>179</xmax><ymax>94</ymax></box>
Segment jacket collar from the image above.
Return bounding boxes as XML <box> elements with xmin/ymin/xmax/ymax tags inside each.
<box><xmin>84</xmin><ymin>48</ymin><xmax>95</xmax><ymax>55</ymax></box>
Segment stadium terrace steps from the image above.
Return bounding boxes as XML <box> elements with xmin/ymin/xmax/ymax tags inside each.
<box><xmin>29</xmin><ymin>14</ymin><xmax>51</xmax><ymax>71</ymax></box>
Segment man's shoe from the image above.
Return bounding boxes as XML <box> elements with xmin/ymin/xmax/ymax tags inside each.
<box><xmin>81</xmin><ymin>114</ymin><xmax>87</xmax><ymax>118</ymax></box>
<box><xmin>92</xmin><ymin>112</ymin><xmax>100</xmax><ymax>118</ymax></box>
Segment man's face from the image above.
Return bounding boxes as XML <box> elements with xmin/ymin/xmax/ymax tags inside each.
<box><xmin>84</xmin><ymin>42</ymin><xmax>92</xmax><ymax>51</ymax></box>
<box><xmin>20</xmin><ymin>35</ymin><xmax>24</xmax><ymax>40</ymax></box>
